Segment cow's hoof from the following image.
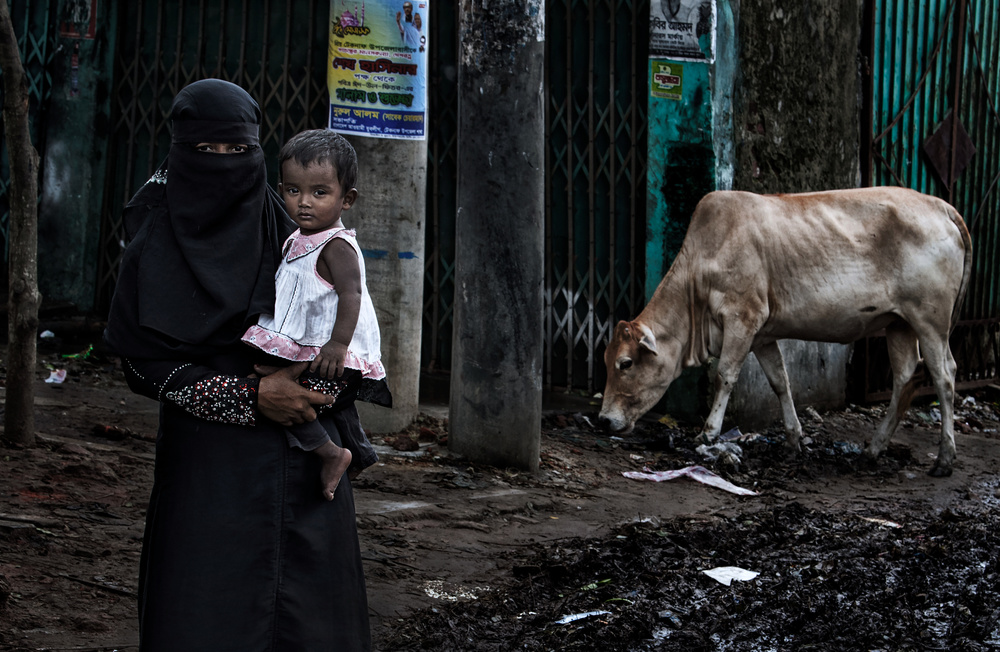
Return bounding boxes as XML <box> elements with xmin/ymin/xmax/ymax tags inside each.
<box><xmin>928</xmin><ymin>464</ymin><xmax>953</xmax><ymax>478</ymax></box>
<box><xmin>858</xmin><ymin>450</ymin><xmax>879</xmax><ymax>470</ymax></box>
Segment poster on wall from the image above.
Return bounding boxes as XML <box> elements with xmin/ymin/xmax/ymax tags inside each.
<box><xmin>650</xmin><ymin>61</ymin><xmax>683</xmax><ymax>100</ymax></box>
<box><xmin>59</xmin><ymin>0</ymin><xmax>98</xmax><ymax>39</ymax></box>
<box><xmin>649</xmin><ymin>0</ymin><xmax>715</xmax><ymax>62</ymax></box>
<box><xmin>328</xmin><ymin>0</ymin><xmax>429</xmax><ymax>139</ymax></box>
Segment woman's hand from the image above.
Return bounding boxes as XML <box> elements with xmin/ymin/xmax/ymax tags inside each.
<box><xmin>256</xmin><ymin>362</ymin><xmax>334</xmax><ymax>426</ymax></box>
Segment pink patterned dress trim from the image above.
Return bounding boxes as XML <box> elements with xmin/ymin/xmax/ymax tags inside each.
<box><xmin>242</xmin><ymin>324</ymin><xmax>387</xmax><ymax>380</ymax></box>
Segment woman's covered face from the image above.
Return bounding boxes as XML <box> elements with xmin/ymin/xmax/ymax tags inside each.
<box><xmin>195</xmin><ymin>142</ymin><xmax>251</xmax><ymax>154</ymax></box>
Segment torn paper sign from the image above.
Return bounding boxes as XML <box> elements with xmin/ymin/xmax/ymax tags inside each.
<box><xmin>623</xmin><ymin>465</ymin><xmax>758</xmax><ymax>496</ymax></box>
<box><xmin>702</xmin><ymin>566</ymin><xmax>760</xmax><ymax>586</ymax></box>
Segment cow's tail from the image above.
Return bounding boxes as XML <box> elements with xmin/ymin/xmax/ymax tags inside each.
<box><xmin>948</xmin><ymin>205</ymin><xmax>973</xmax><ymax>335</ymax></box>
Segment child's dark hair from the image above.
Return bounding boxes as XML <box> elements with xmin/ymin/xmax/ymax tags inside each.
<box><xmin>279</xmin><ymin>129</ymin><xmax>358</xmax><ymax>190</ymax></box>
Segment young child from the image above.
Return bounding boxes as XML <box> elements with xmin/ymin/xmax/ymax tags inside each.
<box><xmin>243</xmin><ymin>129</ymin><xmax>392</xmax><ymax>500</ymax></box>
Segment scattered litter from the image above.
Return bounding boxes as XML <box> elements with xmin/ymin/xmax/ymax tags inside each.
<box><xmin>575</xmin><ymin>413</ymin><xmax>595</xmax><ymax>428</ymax></box>
<box><xmin>657</xmin><ymin>609</ymin><xmax>684</xmax><ymax>628</ymax></box>
<box><xmin>962</xmin><ymin>395</ymin><xmax>976</xmax><ymax>406</ymax></box>
<box><xmin>830</xmin><ymin>441</ymin><xmax>863</xmax><ymax>455</ymax></box>
<box><xmin>62</xmin><ymin>344</ymin><xmax>93</xmax><ymax>360</ymax></box>
<box><xmin>860</xmin><ymin>516</ymin><xmax>902</xmax><ymax>529</ymax></box>
<box><xmin>658</xmin><ymin>414</ymin><xmax>678</xmax><ymax>427</ymax></box>
<box><xmin>623</xmin><ymin>465</ymin><xmax>758</xmax><ymax>496</ymax></box>
<box><xmin>421</xmin><ymin>579</ymin><xmax>488</xmax><ymax>602</ymax></box>
<box><xmin>702</xmin><ymin>566</ymin><xmax>760</xmax><ymax>586</ymax></box>
<box><xmin>696</xmin><ymin>442</ymin><xmax>744</xmax><ymax>468</ymax></box>
<box><xmin>45</xmin><ymin>369</ymin><xmax>67</xmax><ymax>384</ymax></box>
<box><xmin>553</xmin><ymin>610</ymin><xmax>611</xmax><ymax>625</ymax></box>
<box><xmin>372</xmin><ymin>444</ymin><xmax>425</xmax><ymax>458</ymax></box>
<box><xmin>39</xmin><ymin>330</ymin><xmax>56</xmax><ymax>339</ymax></box>
<box><xmin>914</xmin><ymin>408</ymin><xmax>942</xmax><ymax>425</ymax></box>
<box><xmin>719</xmin><ymin>427</ymin><xmax>743</xmax><ymax>441</ymax></box>
<box><xmin>579</xmin><ymin>579</ymin><xmax>611</xmax><ymax>591</ymax></box>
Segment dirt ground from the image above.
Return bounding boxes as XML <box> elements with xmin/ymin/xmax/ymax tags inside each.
<box><xmin>2</xmin><ymin>336</ymin><xmax>1000</xmax><ymax>651</ymax></box>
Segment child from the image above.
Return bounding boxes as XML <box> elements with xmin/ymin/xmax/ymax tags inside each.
<box><xmin>243</xmin><ymin>129</ymin><xmax>392</xmax><ymax>500</ymax></box>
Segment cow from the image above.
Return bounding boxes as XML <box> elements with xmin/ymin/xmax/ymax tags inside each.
<box><xmin>598</xmin><ymin>187</ymin><xmax>972</xmax><ymax>477</ymax></box>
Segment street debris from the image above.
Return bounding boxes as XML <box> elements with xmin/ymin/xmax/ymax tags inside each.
<box><xmin>701</xmin><ymin>566</ymin><xmax>760</xmax><ymax>586</ymax></box>
<box><xmin>553</xmin><ymin>610</ymin><xmax>611</xmax><ymax>625</ymax></box>
<box><xmin>622</xmin><ymin>465</ymin><xmax>758</xmax><ymax>496</ymax></box>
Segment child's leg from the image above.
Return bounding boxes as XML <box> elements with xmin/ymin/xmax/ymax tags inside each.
<box><xmin>285</xmin><ymin>421</ymin><xmax>352</xmax><ymax>501</ymax></box>
<box><xmin>299</xmin><ymin>370</ymin><xmax>378</xmax><ymax>475</ymax></box>
<box><xmin>329</xmin><ymin>402</ymin><xmax>379</xmax><ymax>477</ymax></box>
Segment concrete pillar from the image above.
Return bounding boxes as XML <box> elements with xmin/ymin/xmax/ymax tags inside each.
<box><xmin>350</xmin><ymin>138</ymin><xmax>427</xmax><ymax>433</ymax></box>
<box><xmin>449</xmin><ymin>0</ymin><xmax>545</xmax><ymax>471</ymax></box>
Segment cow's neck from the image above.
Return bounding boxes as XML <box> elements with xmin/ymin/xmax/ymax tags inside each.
<box><xmin>639</xmin><ymin>253</ymin><xmax>707</xmax><ymax>368</ymax></box>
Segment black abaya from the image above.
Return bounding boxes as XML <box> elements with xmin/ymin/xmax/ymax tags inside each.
<box><xmin>105</xmin><ymin>80</ymin><xmax>371</xmax><ymax>651</ymax></box>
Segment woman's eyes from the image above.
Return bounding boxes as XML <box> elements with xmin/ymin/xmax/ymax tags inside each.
<box><xmin>194</xmin><ymin>143</ymin><xmax>250</xmax><ymax>154</ymax></box>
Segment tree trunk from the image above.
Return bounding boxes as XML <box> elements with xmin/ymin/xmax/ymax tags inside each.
<box><xmin>0</xmin><ymin>2</ymin><xmax>41</xmax><ymax>447</ymax></box>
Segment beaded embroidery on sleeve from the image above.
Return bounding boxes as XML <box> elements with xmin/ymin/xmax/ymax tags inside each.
<box><xmin>165</xmin><ymin>375</ymin><xmax>258</xmax><ymax>426</ymax></box>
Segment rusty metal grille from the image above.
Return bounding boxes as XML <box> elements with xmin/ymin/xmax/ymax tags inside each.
<box><xmin>860</xmin><ymin>0</ymin><xmax>1000</xmax><ymax>400</ymax></box>
<box><xmin>95</xmin><ymin>0</ymin><xmax>331</xmax><ymax>312</ymax></box>
<box><xmin>543</xmin><ymin>0</ymin><xmax>649</xmax><ymax>393</ymax></box>
<box><xmin>422</xmin><ymin>0</ymin><xmax>459</xmax><ymax>374</ymax></box>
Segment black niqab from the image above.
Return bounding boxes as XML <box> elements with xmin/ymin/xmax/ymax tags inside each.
<box><xmin>105</xmin><ymin>79</ymin><xmax>293</xmax><ymax>359</ymax></box>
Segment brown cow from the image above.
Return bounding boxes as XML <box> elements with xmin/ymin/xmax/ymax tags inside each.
<box><xmin>598</xmin><ymin>187</ymin><xmax>972</xmax><ymax>476</ymax></box>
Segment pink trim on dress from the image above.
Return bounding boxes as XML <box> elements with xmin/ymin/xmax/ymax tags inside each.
<box><xmin>284</xmin><ymin>227</ymin><xmax>357</xmax><ymax>260</ymax></box>
<box><xmin>242</xmin><ymin>325</ymin><xmax>386</xmax><ymax>380</ymax></box>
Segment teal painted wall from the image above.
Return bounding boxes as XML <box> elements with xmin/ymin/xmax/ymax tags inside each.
<box><xmin>645</xmin><ymin>0</ymin><xmax>736</xmax><ymax>423</ymax></box>
<box><xmin>36</xmin><ymin>0</ymin><xmax>116</xmax><ymax>312</ymax></box>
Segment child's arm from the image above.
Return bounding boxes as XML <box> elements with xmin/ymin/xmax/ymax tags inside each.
<box><xmin>312</xmin><ymin>238</ymin><xmax>362</xmax><ymax>378</ymax></box>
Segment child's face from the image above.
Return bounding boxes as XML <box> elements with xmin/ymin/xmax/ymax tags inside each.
<box><xmin>279</xmin><ymin>159</ymin><xmax>357</xmax><ymax>235</ymax></box>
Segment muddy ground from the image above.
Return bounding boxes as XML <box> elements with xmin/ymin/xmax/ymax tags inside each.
<box><xmin>2</xmin><ymin>336</ymin><xmax>1000</xmax><ymax>651</ymax></box>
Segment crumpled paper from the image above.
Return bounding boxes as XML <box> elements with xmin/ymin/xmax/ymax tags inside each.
<box><xmin>702</xmin><ymin>566</ymin><xmax>760</xmax><ymax>586</ymax></box>
<box><xmin>623</xmin><ymin>465</ymin><xmax>758</xmax><ymax>496</ymax></box>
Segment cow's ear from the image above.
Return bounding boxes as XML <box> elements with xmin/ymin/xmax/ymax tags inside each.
<box><xmin>637</xmin><ymin>323</ymin><xmax>658</xmax><ymax>355</ymax></box>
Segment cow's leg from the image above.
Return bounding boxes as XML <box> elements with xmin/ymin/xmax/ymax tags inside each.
<box><xmin>752</xmin><ymin>341</ymin><xmax>803</xmax><ymax>452</ymax></box>
<box><xmin>700</xmin><ymin>327</ymin><xmax>755</xmax><ymax>443</ymax></box>
<box><xmin>864</xmin><ymin>323</ymin><xmax>920</xmax><ymax>464</ymax></box>
<box><xmin>916</xmin><ymin>332</ymin><xmax>958</xmax><ymax>477</ymax></box>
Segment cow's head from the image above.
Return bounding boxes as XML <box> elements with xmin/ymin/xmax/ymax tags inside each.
<box><xmin>598</xmin><ymin>319</ymin><xmax>682</xmax><ymax>433</ymax></box>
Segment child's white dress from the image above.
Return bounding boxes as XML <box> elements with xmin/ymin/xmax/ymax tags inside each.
<box><xmin>242</xmin><ymin>226</ymin><xmax>387</xmax><ymax>384</ymax></box>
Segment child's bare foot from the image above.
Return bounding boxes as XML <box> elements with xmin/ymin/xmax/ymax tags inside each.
<box><xmin>315</xmin><ymin>441</ymin><xmax>352</xmax><ymax>501</ymax></box>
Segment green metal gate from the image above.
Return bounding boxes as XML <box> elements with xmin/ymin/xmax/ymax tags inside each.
<box><xmin>860</xmin><ymin>0</ymin><xmax>1000</xmax><ymax>400</ymax></box>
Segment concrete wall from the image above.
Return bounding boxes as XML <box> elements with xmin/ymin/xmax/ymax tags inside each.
<box><xmin>727</xmin><ymin>0</ymin><xmax>863</xmax><ymax>428</ymax></box>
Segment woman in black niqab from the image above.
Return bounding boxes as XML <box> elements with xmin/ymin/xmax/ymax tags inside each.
<box><xmin>104</xmin><ymin>79</ymin><xmax>372</xmax><ymax>651</ymax></box>
<box><xmin>105</xmin><ymin>78</ymin><xmax>289</xmax><ymax>359</ymax></box>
